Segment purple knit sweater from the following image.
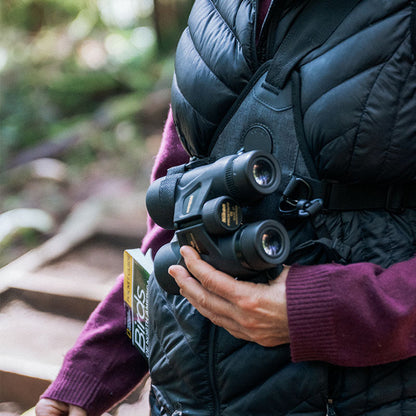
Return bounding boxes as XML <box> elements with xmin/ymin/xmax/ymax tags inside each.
<box><xmin>42</xmin><ymin>2</ymin><xmax>416</xmax><ymax>415</ymax></box>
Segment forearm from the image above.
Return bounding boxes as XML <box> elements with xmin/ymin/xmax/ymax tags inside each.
<box><xmin>287</xmin><ymin>255</ymin><xmax>416</xmax><ymax>367</ymax></box>
<box><xmin>41</xmin><ymin>275</ymin><xmax>147</xmax><ymax>416</ymax></box>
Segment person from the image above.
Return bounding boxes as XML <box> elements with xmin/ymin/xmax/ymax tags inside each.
<box><xmin>36</xmin><ymin>0</ymin><xmax>416</xmax><ymax>415</ymax></box>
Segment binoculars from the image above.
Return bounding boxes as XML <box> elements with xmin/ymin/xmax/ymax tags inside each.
<box><xmin>146</xmin><ymin>150</ymin><xmax>290</xmax><ymax>294</ymax></box>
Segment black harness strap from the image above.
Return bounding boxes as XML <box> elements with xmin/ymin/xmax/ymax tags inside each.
<box><xmin>323</xmin><ymin>182</ymin><xmax>416</xmax><ymax>212</ymax></box>
<box><xmin>284</xmin><ymin>176</ymin><xmax>416</xmax><ymax>212</ymax></box>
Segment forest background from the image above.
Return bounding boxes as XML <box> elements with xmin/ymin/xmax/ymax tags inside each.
<box><xmin>0</xmin><ymin>2</ymin><xmax>192</xmax><ymax>414</ymax></box>
<box><xmin>0</xmin><ymin>0</ymin><xmax>193</xmax><ymax>267</ymax></box>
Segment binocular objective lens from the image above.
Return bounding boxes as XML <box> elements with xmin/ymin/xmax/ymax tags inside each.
<box><xmin>261</xmin><ymin>230</ymin><xmax>282</xmax><ymax>257</ymax></box>
<box><xmin>252</xmin><ymin>159</ymin><xmax>274</xmax><ymax>186</ymax></box>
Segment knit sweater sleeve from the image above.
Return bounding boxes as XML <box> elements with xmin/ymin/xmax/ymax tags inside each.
<box><xmin>40</xmin><ymin>274</ymin><xmax>147</xmax><ymax>416</ymax></box>
<box><xmin>41</xmin><ymin>109</ymin><xmax>189</xmax><ymax>415</ymax></box>
<box><xmin>286</xmin><ymin>255</ymin><xmax>416</xmax><ymax>367</ymax></box>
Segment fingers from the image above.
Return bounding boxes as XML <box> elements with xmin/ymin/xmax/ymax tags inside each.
<box><xmin>35</xmin><ymin>399</ymin><xmax>87</xmax><ymax>416</ymax></box>
<box><xmin>168</xmin><ymin>246</ymin><xmax>291</xmax><ymax>347</ymax></box>
<box><xmin>168</xmin><ymin>246</ymin><xmax>260</xmax><ymax>340</ymax></box>
<box><xmin>169</xmin><ymin>260</ymin><xmax>237</xmax><ymax>321</ymax></box>
<box><xmin>35</xmin><ymin>399</ymin><xmax>69</xmax><ymax>416</ymax></box>
<box><xmin>68</xmin><ymin>405</ymin><xmax>87</xmax><ymax>416</ymax></box>
<box><xmin>174</xmin><ymin>245</ymin><xmax>253</xmax><ymax>301</ymax></box>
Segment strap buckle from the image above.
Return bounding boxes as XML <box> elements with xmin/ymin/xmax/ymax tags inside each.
<box><xmin>296</xmin><ymin>198</ymin><xmax>324</xmax><ymax>217</ymax></box>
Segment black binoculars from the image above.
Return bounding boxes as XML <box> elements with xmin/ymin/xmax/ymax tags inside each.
<box><xmin>146</xmin><ymin>150</ymin><xmax>290</xmax><ymax>294</ymax></box>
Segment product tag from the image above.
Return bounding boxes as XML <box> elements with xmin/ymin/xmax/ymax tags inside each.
<box><xmin>123</xmin><ymin>248</ymin><xmax>153</xmax><ymax>358</ymax></box>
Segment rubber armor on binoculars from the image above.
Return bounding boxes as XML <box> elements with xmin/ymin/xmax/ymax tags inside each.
<box><xmin>145</xmin><ymin>150</ymin><xmax>290</xmax><ymax>295</ymax></box>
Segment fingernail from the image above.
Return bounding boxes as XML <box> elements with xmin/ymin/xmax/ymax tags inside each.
<box><xmin>180</xmin><ymin>245</ymin><xmax>196</xmax><ymax>257</ymax></box>
<box><xmin>179</xmin><ymin>246</ymin><xmax>189</xmax><ymax>257</ymax></box>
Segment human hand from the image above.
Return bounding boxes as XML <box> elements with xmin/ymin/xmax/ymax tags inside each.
<box><xmin>168</xmin><ymin>246</ymin><xmax>290</xmax><ymax>347</ymax></box>
<box><xmin>35</xmin><ymin>399</ymin><xmax>87</xmax><ymax>416</ymax></box>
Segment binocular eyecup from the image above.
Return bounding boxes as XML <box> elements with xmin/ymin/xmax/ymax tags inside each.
<box><xmin>154</xmin><ymin>219</ymin><xmax>290</xmax><ymax>295</ymax></box>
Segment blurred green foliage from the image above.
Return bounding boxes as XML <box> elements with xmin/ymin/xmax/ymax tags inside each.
<box><xmin>0</xmin><ymin>0</ymin><xmax>193</xmax><ymax>264</ymax></box>
<box><xmin>2</xmin><ymin>0</ymin><xmax>90</xmax><ymax>31</ymax></box>
<box><xmin>0</xmin><ymin>0</ymin><xmax>192</xmax><ymax>171</ymax></box>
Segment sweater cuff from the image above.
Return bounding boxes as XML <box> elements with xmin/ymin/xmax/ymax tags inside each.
<box><xmin>286</xmin><ymin>264</ymin><xmax>338</xmax><ymax>363</ymax></box>
<box><xmin>41</xmin><ymin>367</ymin><xmax>114</xmax><ymax>416</ymax></box>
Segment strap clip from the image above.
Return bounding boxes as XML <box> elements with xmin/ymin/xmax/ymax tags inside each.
<box><xmin>297</xmin><ymin>199</ymin><xmax>324</xmax><ymax>217</ymax></box>
<box><xmin>280</xmin><ymin>176</ymin><xmax>322</xmax><ymax>217</ymax></box>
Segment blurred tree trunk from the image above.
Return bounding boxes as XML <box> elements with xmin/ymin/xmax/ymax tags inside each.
<box><xmin>153</xmin><ymin>0</ymin><xmax>193</xmax><ymax>52</ymax></box>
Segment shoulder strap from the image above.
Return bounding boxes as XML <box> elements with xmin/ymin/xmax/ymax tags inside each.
<box><xmin>264</xmin><ymin>0</ymin><xmax>360</xmax><ymax>90</ymax></box>
<box><xmin>263</xmin><ymin>0</ymin><xmax>361</xmax><ymax>180</ymax></box>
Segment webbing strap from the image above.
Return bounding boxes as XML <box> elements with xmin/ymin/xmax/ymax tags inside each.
<box><xmin>157</xmin><ymin>165</ymin><xmax>186</xmax><ymax>221</ymax></box>
<box><xmin>265</xmin><ymin>0</ymin><xmax>360</xmax><ymax>89</ymax></box>
<box><xmin>307</xmin><ymin>179</ymin><xmax>416</xmax><ymax>212</ymax></box>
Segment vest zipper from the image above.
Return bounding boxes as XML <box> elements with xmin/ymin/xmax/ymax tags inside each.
<box><xmin>152</xmin><ymin>384</ymin><xmax>183</xmax><ymax>416</ymax></box>
<box><xmin>257</xmin><ymin>0</ymin><xmax>278</xmax><ymax>64</ymax></box>
<box><xmin>208</xmin><ymin>324</ymin><xmax>221</xmax><ymax>416</ymax></box>
<box><xmin>326</xmin><ymin>398</ymin><xmax>337</xmax><ymax>416</ymax></box>
<box><xmin>160</xmin><ymin>406</ymin><xmax>182</xmax><ymax>416</ymax></box>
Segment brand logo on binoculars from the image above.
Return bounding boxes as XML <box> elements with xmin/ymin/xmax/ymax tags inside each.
<box><xmin>188</xmin><ymin>232</ymin><xmax>202</xmax><ymax>253</ymax></box>
<box><xmin>186</xmin><ymin>194</ymin><xmax>194</xmax><ymax>214</ymax></box>
<box><xmin>221</xmin><ymin>201</ymin><xmax>240</xmax><ymax>227</ymax></box>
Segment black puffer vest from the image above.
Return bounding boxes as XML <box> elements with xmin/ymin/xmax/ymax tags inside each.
<box><xmin>148</xmin><ymin>1</ymin><xmax>416</xmax><ymax>415</ymax></box>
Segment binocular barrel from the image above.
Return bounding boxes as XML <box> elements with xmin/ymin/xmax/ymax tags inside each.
<box><xmin>146</xmin><ymin>150</ymin><xmax>281</xmax><ymax>230</ymax></box>
<box><xmin>154</xmin><ymin>219</ymin><xmax>290</xmax><ymax>295</ymax></box>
